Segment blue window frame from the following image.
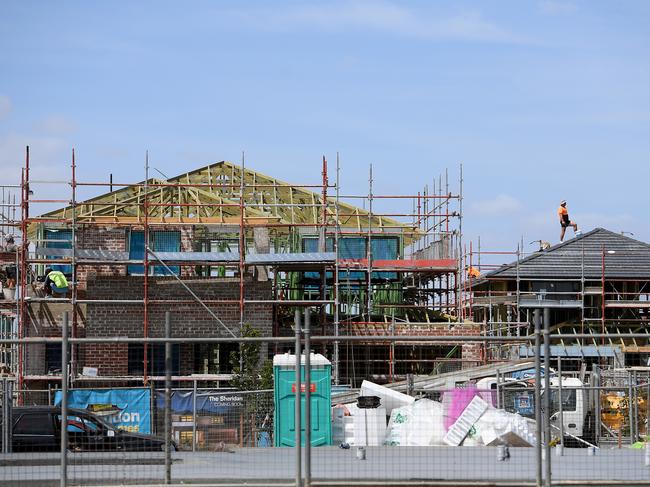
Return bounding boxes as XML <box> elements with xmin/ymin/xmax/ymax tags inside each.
<box><xmin>302</xmin><ymin>236</ymin><xmax>398</xmax><ymax>281</ymax></box>
<box><xmin>44</xmin><ymin>229</ymin><xmax>72</xmax><ymax>274</ymax></box>
<box><xmin>371</xmin><ymin>237</ymin><xmax>398</xmax><ymax>280</ymax></box>
<box><xmin>128</xmin><ymin>231</ymin><xmax>181</xmax><ymax>276</ymax></box>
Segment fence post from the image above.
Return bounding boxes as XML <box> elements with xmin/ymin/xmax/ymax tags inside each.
<box><xmin>533</xmin><ymin>309</ymin><xmax>542</xmax><ymax>487</ymax></box>
<box><xmin>495</xmin><ymin>369</ymin><xmax>501</xmax><ymax>409</ymax></box>
<box><xmin>647</xmin><ymin>375</ymin><xmax>649</xmax><ymax>441</ymax></box>
<box><xmin>192</xmin><ymin>379</ymin><xmax>197</xmax><ymax>452</ymax></box>
<box><xmin>60</xmin><ymin>311</ymin><xmax>69</xmax><ymax>487</ymax></box>
<box><xmin>2</xmin><ymin>378</ymin><xmax>12</xmax><ymax>453</ymax></box>
<box><xmin>304</xmin><ymin>308</ymin><xmax>311</xmax><ymax>487</ymax></box>
<box><xmin>294</xmin><ymin>309</ymin><xmax>302</xmax><ymax>487</ymax></box>
<box><xmin>543</xmin><ymin>307</ymin><xmax>552</xmax><ymax>487</ymax></box>
<box><xmin>593</xmin><ymin>365</ymin><xmax>601</xmax><ymax>443</ymax></box>
<box><xmin>628</xmin><ymin>370</ymin><xmax>635</xmax><ymax>445</ymax></box>
<box><xmin>164</xmin><ymin>311</ymin><xmax>172</xmax><ymax>484</ymax></box>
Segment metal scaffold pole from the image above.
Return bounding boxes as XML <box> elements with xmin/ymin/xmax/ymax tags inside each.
<box><xmin>366</xmin><ymin>164</ymin><xmax>373</xmax><ymax>319</ymax></box>
<box><xmin>534</xmin><ymin>309</ymin><xmax>542</xmax><ymax>487</ymax></box>
<box><xmin>294</xmin><ymin>309</ymin><xmax>302</xmax><ymax>487</ymax></box>
<box><xmin>70</xmin><ymin>149</ymin><xmax>77</xmax><ymax>385</ymax></box>
<box><xmin>543</xmin><ymin>307</ymin><xmax>552</xmax><ymax>487</ymax></box>
<box><xmin>143</xmin><ymin>151</ymin><xmax>150</xmax><ymax>385</ymax></box>
<box><xmin>239</xmin><ymin>151</ymin><xmax>246</xmax><ymax>372</ymax></box>
<box><xmin>457</xmin><ymin>163</ymin><xmax>463</xmax><ymax>320</ymax></box>
<box><xmin>60</xmin><ymin>311</ymin><xmax>69</xmax><ymax>487</ymax></box>
<box><xmin>304</xmin><ymin>308</ymin><xmax>311</xmax><ymax>487</ymax></box>
<box><xmin>18</xmin><ymin>146</ymin><xmax>29</xmax><ymax>400</ymax></box>
<box><xmin>333</xmin><ymin>153</ymin><xmax>340</xmax><ymax>385</ymax></box>
<box><xmin>164</xmin><ymin>311</ymin><xmax>172</xmax><ymax>484</ymax></box>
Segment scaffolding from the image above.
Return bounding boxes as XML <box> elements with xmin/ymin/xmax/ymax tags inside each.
<box><xmin>463</xmin><ymin>234</ymin><xmax>650</xmax><ymax>366</ymax></box>
<box><xmin>2</xmin><ymin>146</ymin><xmax>468</xmax><ymax>394</ymax></box>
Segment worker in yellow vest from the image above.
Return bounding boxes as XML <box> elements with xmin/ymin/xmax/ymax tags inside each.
<box><xmin>43</xmin><ymin>267</ymin><xmax>69</xmax><ymax>297</ymax></box>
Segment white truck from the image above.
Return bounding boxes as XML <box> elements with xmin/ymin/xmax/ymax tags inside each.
<box><xmin>477</xmin><ymin>376</ymin><xmax>596</xmax><ymax>447</ymax></box>
<box><xmin>546</xmin><ymin>376</ymin><xmax>597</xmax><ymax>447</ymax></box>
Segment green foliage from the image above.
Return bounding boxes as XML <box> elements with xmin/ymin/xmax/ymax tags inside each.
<box><xmin>229</xmin><ymin>323</ymin><xmax>273</xmax><ymax>391</ymax></box>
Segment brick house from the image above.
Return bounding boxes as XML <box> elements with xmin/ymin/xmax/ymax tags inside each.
<box><xmin>16</xmin><ymin>161</ymin><xmax>476</xmax><ymax>388</ymax></box>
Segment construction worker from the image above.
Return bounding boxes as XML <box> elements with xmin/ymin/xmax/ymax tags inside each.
<box><xmin>558</xmin><ymin>200</ymin><xmax>578</xmax><ymax>242</ymax></box>
<box><xmin>2</xmin><ymin>236</ymin><xmax>17</xmax><ymax>289</ymax></box>
<box><xmin>467</xmin><ymin>266</ymin><xmax>481</xmax><ymax>279</ymax></box>
<box><xmin>43</xmin><ymin>267</ymin><xmax>69</xmax><ymax>297</ymax></box>
<box><xmin>3</xmin><ymin>235</ymin><xmax>17</xmax><ymax>253</ymax></box>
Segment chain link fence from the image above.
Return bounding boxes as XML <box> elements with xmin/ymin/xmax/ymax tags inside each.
<box><xmin>1</xmin><ymin>327</ymin><xmax>650</xmax><ymax>485</ymax></box>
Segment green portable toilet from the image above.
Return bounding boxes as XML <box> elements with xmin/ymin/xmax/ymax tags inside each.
<box><xmin>273</xmin><ymin>352</ymin><xmax>332</xmax><ymax>447</ymax></box>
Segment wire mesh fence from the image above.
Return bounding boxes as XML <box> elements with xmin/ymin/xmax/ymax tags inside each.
<box><xmin>1</xmin><ymin>330</ymin><xmax>650</xmax><ymax>486</ymax></box>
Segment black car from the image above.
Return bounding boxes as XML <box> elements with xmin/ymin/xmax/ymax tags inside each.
<box><xmin>10</xmin><ymin>406</ymin><xmax>176</xmax><ymax>452</ymax></box>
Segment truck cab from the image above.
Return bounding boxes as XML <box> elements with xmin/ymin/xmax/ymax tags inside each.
<box><xmin>546</xmin><ymin>377</ymin><xmax>595</xmax><ymax>446</ymax></box>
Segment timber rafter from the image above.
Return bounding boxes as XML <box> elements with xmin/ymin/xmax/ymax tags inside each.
<box><xmin>36</xmin><ymin>161</ymin><xmax>420</xmax><ymax>238</ymax></box>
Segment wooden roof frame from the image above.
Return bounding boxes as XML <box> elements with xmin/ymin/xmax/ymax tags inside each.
<box><xmin>37</xmin><ymin>161</ymin><xmax>420</xmax><ymax>238</ymax></box>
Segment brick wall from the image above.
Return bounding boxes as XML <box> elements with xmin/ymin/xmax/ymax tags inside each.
<box><xmin>395</xmin><ymin>323</ymin><xmax>484</xmax><ymax>364</ymax></box>
<box><xmin>72</xmin><ymin>225</ymin><xmax>197</xmax><ymax>289</ymax></box>
<box><xmin>80</xmin><ymin>276</ymin><xmax>272</xmax><ymax>376</ymax></box>
<box><xmin>85</xmin><ymin>276</ymin><xmax>271</xmax><ymax>337</ymax></box>
<box><xmin>25</xmin><ymin>302</ymin><xmax>86</xmax><ymax>376</ymax></box>
<box><xmin>76</xmin><ymin>226</ymin><xmax>128</xmax><ymax>289</ymax></box>
<box><xmin>80</xmin><ymin>343</ymin><xmax>128</xmax><ymax>376</ymax></box>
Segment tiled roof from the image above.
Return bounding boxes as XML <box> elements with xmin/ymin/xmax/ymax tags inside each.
<box><xmin>484</xmin><ymin>228</ymin><xmax>650</xmax><ymax>280</ymax></box>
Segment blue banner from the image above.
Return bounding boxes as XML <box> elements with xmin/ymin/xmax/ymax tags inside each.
<box><xmin>54</xmin><ymin>388</ymin><xmax>152</xmax><ymax>434</ymax></box>
<box><xmin>155</xmin><ymin>390</ymin><xmax>244</xmax><ymax>415</ymax></box>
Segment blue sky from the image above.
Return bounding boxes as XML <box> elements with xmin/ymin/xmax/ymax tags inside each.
<box><xmin>1</xmin><ymin>0</ymin><xmax>648</xmax><ymax>262</ymax></box>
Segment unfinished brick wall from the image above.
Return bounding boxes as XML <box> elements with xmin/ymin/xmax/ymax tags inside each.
<box><xmin>81</xmin><ymin>276</ymin><xmax>272</xmax><ymax>376</ymax></box>
<box><xmin>75</xmin><ymin>226</ymin><xmax>128</xmax><ymax>289</ymax></box>
<box><xmin>72</xmin><ymin>225</ymin><xmax>197</xmax><ymax>289</ymax></box>
<box><xmin>24</xmin><ymin>302</ymin><xmax>87</xmax><ymax>376</ymax></box>
<box><xmin>395</xmin><ymin>323</ymin><xmax>484</xmax><ymax>365</ymax></box>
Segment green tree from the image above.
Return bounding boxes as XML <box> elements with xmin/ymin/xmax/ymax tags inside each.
<box><xmin>229</xmin><ymin>323</ymin><xmax>273</xmax><ymax>391</ymax></box>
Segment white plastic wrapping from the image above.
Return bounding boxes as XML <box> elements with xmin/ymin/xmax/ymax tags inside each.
<box><xmin>470</xmin><ymin>408</ymin><xmax>536</xmax><ymax>447</ymax></box>
<box><xmin>360</xmin><ymin>380</ymin><xmax>415</xmax><ymax>415</ymax></box>
<box><xmin>384</xmin><ymin>399</ymin><xmax>445</xmax><ymax>446</ymax></box>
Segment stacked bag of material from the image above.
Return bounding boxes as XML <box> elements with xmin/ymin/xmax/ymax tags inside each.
<box><xmin>335</xmin><ymin>381</ymin><xmax>536</xmax><ymax>448</ymax></box>
<box><xmin>384</xmin><ymin>398</ymin><xmax>445</xmax><ymax>446</ymax></box>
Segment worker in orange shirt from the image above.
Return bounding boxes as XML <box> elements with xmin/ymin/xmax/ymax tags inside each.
<box><xmin>558</xmin><ymin>200</ymin><xmax>578</xmax><ymax>242</ymax></box>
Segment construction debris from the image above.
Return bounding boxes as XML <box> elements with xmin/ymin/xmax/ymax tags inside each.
<box><xmin>340</xmin><ymin>381</ymin><xmax>535</xmax><ymax>448</ymax></box>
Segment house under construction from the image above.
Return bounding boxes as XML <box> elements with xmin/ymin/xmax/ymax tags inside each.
<box><xmin>467</xmin><ymin>228</ymin><xmax>650</xmax><ymax>369</ymax></box>
<box><xmin>0</xmin><ymin>149</ymin><xmax>481</xmax><ymax>396</ymax></box>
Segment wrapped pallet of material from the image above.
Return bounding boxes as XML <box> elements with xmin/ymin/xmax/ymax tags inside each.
<box><xmin>384</xmin><ymin>404</ymin><xmax>413</xmax><ymax>446</ymax></box>
<box><xmin>407</xmin><ymin>399</ymin><xmax>446</xmax><ymax>446</ymax></box>
<box><xmin>360</xmin><ymin>380</ymin><xmax>414</xmax><ymax>415</ymax></box>
<box><xmin>475</xmin><ymin>408</ymin><xmax>536</xmax><ymax>447</ymax></box>
<box><xmin>354</xmin><ymin>407</ymin><xmax>387</xmax><ymax>446</ymax></box>
<box><xmin>443</xmin><ymin>395</ymin><xmax>489</xmax><ymax>446</ymax></box>
<box><xmin>384</xmin><ymin>399</ymin><xmax>446</xmax><ymax>446</ymax></box>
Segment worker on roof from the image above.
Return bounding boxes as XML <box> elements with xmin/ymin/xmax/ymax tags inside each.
<box><xmin>467</xmin><ymin>266</ymin><xmax>481</xmax><ymax>278</ymax></box>
<box><xmin>43</xmin><ymin>267</ymin><xmax>69</xmax><ymax>297</ymax></box>
<box><xmin>558</xmin><ymin>200</ymin><xmax>579</xmax><ymax>242</ymax></box>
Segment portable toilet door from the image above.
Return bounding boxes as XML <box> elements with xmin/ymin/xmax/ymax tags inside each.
<box><xmin>273</xmin><ymin>352</ymin><xmax>332</xmax><ymax>447</ymax></box>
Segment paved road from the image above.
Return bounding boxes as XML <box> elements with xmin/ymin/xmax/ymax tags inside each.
<box><xmin>0</xmin><ymin>446</ymin><xmax>648</xmax><ymax>485</ymax></box>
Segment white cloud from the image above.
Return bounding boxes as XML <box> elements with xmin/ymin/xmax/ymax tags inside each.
<box><xmin>35</xmin><ymin>115</ymin><xmax>77</xmax><ymax>136</ymax></box>
<box><xmin>0</xmin><ymin>96</ymin><xmax>11</xmax><ymax>120</ymax></box>
<box><xmin>235</xmin><ymin>1</ymin><xmax>524</xmax><ymax>44</ymax></box>
<box><xmin>539</xmin><ymin>1</ymin><xmax>578</xmax><ymax>15</ymax></box>
<box><xmin>471</xmin><ymin>194</ymin><xmax>522</xmax><ymax>215</ymax></box>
